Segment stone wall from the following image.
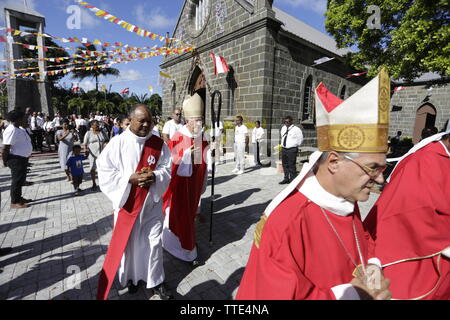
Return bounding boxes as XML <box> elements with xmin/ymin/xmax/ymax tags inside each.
<box><xmin>390</xmin><ymin>83</ymin><xmax>450</xmax><ymax>138</ymax></box>
<box><xmin>161</xmin><ymin>0</ymin><xmax>275</xmax><ymax>119</ymax></box>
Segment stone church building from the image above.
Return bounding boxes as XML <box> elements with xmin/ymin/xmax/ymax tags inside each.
<box><xmin>161</xmin><ymin>0</ymin><xmax>449</xmax><ymax>156</ymax></box>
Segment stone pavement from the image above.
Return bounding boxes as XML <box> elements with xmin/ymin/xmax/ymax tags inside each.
<box><xmin>0</xmin><ymin>151</ymin><xmax>379</xmax><ymax>300</ymax></box>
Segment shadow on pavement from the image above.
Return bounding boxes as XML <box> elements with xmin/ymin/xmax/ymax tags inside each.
<box><xmin>0</xmin><ymin>215</ymin><xmax>112</xmax><ymax>300</ymax></box>
<box><xmin>203</xmin><ymin>188</ymin><xmax>261</xmax><ymax>213</ymax></box>
<box><xmin>162</xmin><ymin>199</ymin><xmax>271</xmax><ymax>300</ymax></box>
<box><xmin>0</xmin><ymin>217</ymin><xmax>47</xmax><ymax>235</ymax></box>
<box><xmin>183</xmin><ymin>268</ymin><xmax>245</xmax><ymax>300</ymax></box>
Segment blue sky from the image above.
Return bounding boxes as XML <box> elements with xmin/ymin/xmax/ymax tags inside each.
<box><xmin>0</xmin><ymin>0</ymin><xmax>329</xmax><ymax>96</ymax></box>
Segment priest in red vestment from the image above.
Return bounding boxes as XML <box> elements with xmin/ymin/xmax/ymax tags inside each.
<box><xmin>364</xmin><ymin>124</ymin><xmax>450</xmax><ymax>300</ymax></box>
<box><xmin>236</xmin><ymin>68</ymin><xmax>393</xmax><ymax>300</ymax></box>
<box><xmin>162</xmin><ymin>93</ymin><xmax>210</xmax><ymax>266</ymax></box>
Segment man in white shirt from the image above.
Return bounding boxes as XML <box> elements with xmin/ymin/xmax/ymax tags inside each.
<box><xmin>212</xmin><ymin>120</ymin><xmax>224</xmax><ymax>164</ymax></box>
<box><xmin>279</xmin><ymin>116</ymin><xmax>303</xmax><ymax>184</ymax></box>
<box><xmin>52</xmin><ymin>112</ymin><xmax>62</xmax><ymax>130</ymax></box>
<box><xmin>95</xmin><ymin>111</ymin><xmax>103</xmax><ymax>121</ymax></box>
<box><xmin>162</xmin><ymin>109</ymin><xmax>184</xmax><ymax>143</ymax></box>
<box><xmin>251</xmin><ymin>120</ymin><xmax>265</xmax><ymax>167</ymax></box>
<box><xmin>232</xmin><ymin>116</ymin><xmax>248</xmax><ymax>175</ymax></box>
<box><xmin>43</xmin><ymin>116</ymin><xmax>56</xmax><ymax>152</ymax></box>
<box><xmin>75</xmin><ymin>115</ymin><xmax>88</xmax><ymax>143</ymax></box>
<box><xmin>30</xmin><ymin>112</ymin><xmax>44</xmax><ymax>152</ymax></box>
<box><xmin>2</xmin><ymin>110</ymin><xmax>33</xmax><ymax>209</ymax></box>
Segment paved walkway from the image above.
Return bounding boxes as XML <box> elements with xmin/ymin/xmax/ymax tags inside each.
<box><xmin>0</xmin><ymin>151</ymin><xmax>378</xmax><ymax>300</ymax></box>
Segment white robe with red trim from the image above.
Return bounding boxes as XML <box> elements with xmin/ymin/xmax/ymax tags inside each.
<box><xmin>97</xmin><ymin>128</ymin><xmax>172</xmax><ymax>288</ymax></box>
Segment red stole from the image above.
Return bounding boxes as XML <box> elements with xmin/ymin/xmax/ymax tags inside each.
<box><xmin>163</xmin><ymin>131</ymin><xmax>208</xmax><ymax>251</ymax></box>
<box><xmin>97</xmin><ymin>135</ymin><xmax>163</xmax><ymax>300</ymax></box>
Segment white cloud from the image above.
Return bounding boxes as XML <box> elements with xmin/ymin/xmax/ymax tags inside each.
<box><xmin>79</xmin><ymin>79</ymin><xmax>95</xmax><ymax>91</ymax></box>
<box><xmin>80</xmin><ymin>9</ymin><xmax>101</xmax><ymax>29</ymax></box>
<box><xmin>277</xmin><ymin>0</ymin><xmax>327</xmax><ymax>14</ymax></box>
<box><xmin>117</xmin><ymin>69</ymin><xmax>143</xmax><ymax>82</ymax></box>
<box><xmin>133</xmin><ymin>4</ymin><xmax>176</xmax><ymax>30</ymax></box>
<box><xmin>0</xmin><ymin>0</ymin><xmax>37</xmax><ymax>21</ymax></box>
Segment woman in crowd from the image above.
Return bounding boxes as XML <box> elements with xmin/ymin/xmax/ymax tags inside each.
<box><xmin>56</xmin><ymin>119</ymin><xmax>78</xmax><ymax>181</ymax></box>
<box><xmin>83</xmin><ymin>120</ymin><xmax>107</xmax><ymax>191</ymax></box>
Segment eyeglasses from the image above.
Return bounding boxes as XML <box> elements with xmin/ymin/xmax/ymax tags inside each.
<box><xmin>343</xmin><ymin>155</ymin><xmax>387</xmax><ymax>178</ymax></box>
<box><xmin>175</xmin><ymin>113</ymin><xmax>181</xmax><ymax>116</ymax></box>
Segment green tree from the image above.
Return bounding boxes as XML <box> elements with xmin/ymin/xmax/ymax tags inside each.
<box><xmin>71</xmin><ymin>44</ymin><xmax>120</xmax><ymax>91</ymax></box>
<box><xmin>325</xmin><ymin>0</ymin><xmax>450</xmax><ymax>81</ymax></box>
<box><xmin>148</xmin><ymin>93</ymin><xmax>162</xmax><ymax>118</ymax></box>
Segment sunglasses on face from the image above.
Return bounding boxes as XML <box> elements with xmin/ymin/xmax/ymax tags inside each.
<box><xmin>175</xmin><ymin>113</ymin><xmax>181</xmax><ymax>116</ymax></box>
<box><xmin>344</xmin><ymin>155</ymin><xmax>387</xmax><ymax>179</ymax></box>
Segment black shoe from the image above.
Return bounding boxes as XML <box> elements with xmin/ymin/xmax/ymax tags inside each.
<box><xmin>19</xmin><ymin>198</ymin><xmax>33</xmax><ymax>203</ymax></box>
<box><xmin>279</xmin><ymin>179</ymin><xmax>289</xmax><ymax>185</ymax></box>
<box><xmin>189</xmin><ymin>259</ymin><xmax>203</xmax><ymax>268</ymax></box>
<box><xmin>23</xmin><ymin>181</ymin><xmax>34</xmax><ymax>186</ymax></box>
<box><xmin>0</xmin><ymin>247</ymin><xmax>13</xmax><ymax>257</ymax></box>
<box><xmin>127</xmin><ymin>281</ymin><xmax>139</xmax><ymax>295</ymax></box>
<box><xmin>151</xmin><ymin>283</ymin><xmax>173</xmax><ymax>300</ymax></box>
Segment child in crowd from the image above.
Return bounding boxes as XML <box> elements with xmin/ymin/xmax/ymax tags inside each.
<box><xmin>66</xmin><ymin>145</ymin><xmax>88</xmax><ymax>196</ymax></box>
<box><xmin>121</xmin><ymin>118</ymin><xmax>130</xmax><ymax>131</ymax></box>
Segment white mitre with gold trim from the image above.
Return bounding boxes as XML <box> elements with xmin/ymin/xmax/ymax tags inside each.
<box><xmin>315</xmin><ymin>68</ymin><xmax>390</xmax><ymax>153</ymax></box>
<box><xmin>182</xmin><ymin>93</ymin><xmax>204</xmax><ymax>119</ymax></box>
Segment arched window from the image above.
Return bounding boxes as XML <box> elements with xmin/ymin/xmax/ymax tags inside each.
<box><xmin>194</xmin><ymin>0</ymin><xmax>209</xmax><ymax>31</ymax></box>
<box><xmin>302</xmin><ymin>75</ymin><xmax>313</xmax><ymax>121</ymax></box>
<box><xmin>339</xmin><ymin>85</ymin><xmax>346</xmax><ymax>100</ymax></box>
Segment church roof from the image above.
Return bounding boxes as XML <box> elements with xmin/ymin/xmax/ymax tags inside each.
<box><xmin>4</xmin><ymin>5</ymin><xmax>45</xmax><ymax>19</ymax></box>
<box><xmin>273</xmin><ymin>7</ymin><xmax>351</xmax><ymax>57</ymax></box>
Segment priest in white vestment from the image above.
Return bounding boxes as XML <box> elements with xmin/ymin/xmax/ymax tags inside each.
<box><xmin>97</xmin><ymin>104</ymin><xmax>173</xmax><ymax>299</ymax></box>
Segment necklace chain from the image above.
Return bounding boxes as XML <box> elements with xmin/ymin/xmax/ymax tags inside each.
<box><xmin>320</xmin><ymin>207</ymin><xmax>366</xmax><ymax>277</ymax></box>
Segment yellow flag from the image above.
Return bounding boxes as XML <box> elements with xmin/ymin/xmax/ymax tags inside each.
<box><xmin>159</xmin><ymin>71</ymin><xmax>171</xmax><ymax>78</ymax></box>
<box><xmin>148</xmin><ymin>85</ymin><xmax>153</xmax><ymax>93</ymax></box>
<box><xmin>101</xmin><ymin>84</ymin><xmax>107</xmax><ymax>92</ymax></box>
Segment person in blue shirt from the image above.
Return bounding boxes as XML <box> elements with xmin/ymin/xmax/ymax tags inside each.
<box><xmin>66</xmin><ymin>145</ymin><xmax>88</xmax><ymax>196</ymax></box>
<box><xmin>110</xmin><ymin>117</ymin><xmax>124</xmax><ymax>139</ymax></box>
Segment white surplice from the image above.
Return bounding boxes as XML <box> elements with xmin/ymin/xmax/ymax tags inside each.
<box><xmin>96</xmin><ymin>127</ymin><xmax>172</xmax><ymax>288</ymax></box>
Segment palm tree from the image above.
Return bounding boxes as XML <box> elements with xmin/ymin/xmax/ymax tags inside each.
<box><xmin>71</xmin><ymin>44</ymin><xmax>120</xmax><ymax>91</ymax></box>
<box><xmin>130</xmin><ymin>93</ymin><xmax>150</xmax><ymax>105</ymax></box>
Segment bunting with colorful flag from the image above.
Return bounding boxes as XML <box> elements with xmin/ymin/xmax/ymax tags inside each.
<box><xmin>74</xmin><ymin>0</ymin><xmax>194</xmax><ymax>49</ymax></box>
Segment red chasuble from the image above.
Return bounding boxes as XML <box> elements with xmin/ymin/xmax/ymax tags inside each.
<box><xmin>364</xmin><ymin>141</ymin><xmax>450</xmax><ymax>300</ymax></box>
<box><xmin>236</xmin><ymin>191</ymin><xmax>370</xmax><ymax>300</ymax></box>
<box><xmin>163</xmin><ymin>131</ymin><xmax>208</xmax><ymax>251</ymax></box>
<box><xmin>97</xmin><ymin>135</ymin><xmax>163</xmax><ymax>300</ymax></box>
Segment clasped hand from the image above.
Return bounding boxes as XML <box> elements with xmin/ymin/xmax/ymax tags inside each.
<box><xmin>129</xmin><ymin>171</ymin><xmax>155</xmax><ymax>188</ymax></box>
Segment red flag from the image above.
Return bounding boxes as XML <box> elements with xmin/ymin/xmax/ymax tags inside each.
<box><xmin>120</xmin><ymin>88</ymin><xmax>129</xmax><ymax>94</ymax></box>
<box><xmin>346</xmin><ymin>71</ymin><xmax>367</xmax><ymax>78</ymax></box>
<box><xmin>394</xmin><ymin>86</ymin><xmax>406</xmax><ymax>92</ymax></box>
<box><xmin>210</xmin><ymin>52</ymin><xmax>229</xmax><ymax>75</ymax></box>
<box><xmin>0</xmin><ymin>36</ymin><xmax>6</xmax><ymax>43</ymax></box>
